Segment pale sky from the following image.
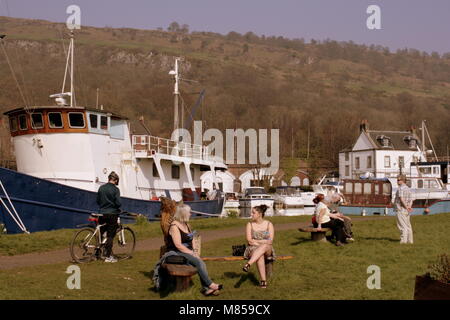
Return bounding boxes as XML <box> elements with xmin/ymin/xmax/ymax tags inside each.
<box><xmin>1</xmin><ymin>0</ymin><xmax>450</xmax><ymax>54</ymax></box>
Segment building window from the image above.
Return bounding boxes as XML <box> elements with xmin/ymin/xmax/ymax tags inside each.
<box><xmin>345</xmin><ymin>152</ymin><xmax>349</xmax><ymax>161</ymax></box>
<box><xmin>384</xmin><ymin>156</ymin><xmax>391</xmax><ymax>168</ymax></box>
<box><xmin>48</xmin><ymin>112</ymin><xmax>63</xmax><ymax>128</ymax></box>
<box><xmin>409</xmin><ymin>139</ymin><xmax>417</xmax><ymax>148</ymax></box>
<box><xmin>433</xmin><ymin>167</ymin><xmax>439</xmax><ymax>175</ymax></box>
<box><xmin>399</xmin><ymin>156</ymin><xmax>405</xmax><ymax>169</ymax></box>
<box><xmin>18</xmin><ymin>114</ymin><xmax>28</xmax><ymax>130</ymax></box>
<box><xmin>367</xmin><ymin>156</ymin><xmax>372</xmax><ymax>169</ymax></box>
<box><xmin>382</xmin><ymin>138</ymin><xmax>390</xmax><ymax>147</ymax></box>
<box><xmin>345</xmin><ymin>165</ymin><xmax>349</xmax><ymax>176</ymax></box>
<box><xmin>9</xmin><ymin>117</ymin><xmax>18</xmax><ymax>132</ymax></box>
<box><xmin>355</xmin><ymin>157</ymin><xmax>360</xmax><ymax>169</ymax></box>
<box><xmin>100</xmin><ymin>116</ymin><xmax>108</xmax><ymax>130</ymax></box>
<box><xmin>190</xmin><ymin>167</ymin><xmax>195</xmax><ymax>180</ymax></box>
<box><xmin>89</xmin><ymin>114</ymin><xmax>98</xmax><ymax>128</ymax></box>
<box><xmin>152</xmin><ymin>163</ymin><xmax>159</xmax><ymax>177</ymax></box>
<box><xmin>68</xmin><ymin>112</ymin><xmax>85</xmax><ymax>128</ymax></box>
<box><xmin>30</xmin><ymin>113</ymin><xmax>44</xmax><ymax>129</ymax></box>
<box><xmin>171</xmin><ymin>165</ymin><xmax>180</xmax><ymax>179</ymax></box>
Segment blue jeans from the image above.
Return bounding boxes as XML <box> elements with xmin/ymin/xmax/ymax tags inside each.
<box><xmin>176</xmin><ymin>252</ymin><xmax>213</xmax><ymax>290</ymax></box>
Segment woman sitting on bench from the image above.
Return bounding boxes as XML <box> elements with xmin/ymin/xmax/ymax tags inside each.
<box><xmin>242</xmin><ymin>204</ymin><xmax>275</xmax><ymax>288</ymax></box>
<box><xmin>167</xmin><ymin>204</ymin><xmax>223</xmax><ymax>296</ymax></box>
<box><xmin>313</xmin><ymin>194</ymin><xmax>347</xmax><ymax>246</ymax></box>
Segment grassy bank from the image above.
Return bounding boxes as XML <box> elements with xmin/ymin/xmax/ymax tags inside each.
<box><xmin>0</xmin><ymin>215</ymin><xmax>311</xmax><ymax>256</ymax></box>
<box><xmin>0</xmin><ymin>213</ymin><xmax>449</xmax><ymax>299</ymax></box>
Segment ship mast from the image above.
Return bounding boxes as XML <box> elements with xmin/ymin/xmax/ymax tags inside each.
<box><xmin>170</xmin><ymin>58</ymin><xmax>181</xmax><ymax>132</ymax></box>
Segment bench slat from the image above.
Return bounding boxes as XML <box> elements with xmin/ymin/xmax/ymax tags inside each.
<box><xmin>162</xmin><ymin>263</ymin><xmax>197</xmax><ymax>276</ymax></box>
<box><xmin>298</xmin><ymin>227</ymin><xmax>331</xmax><ymax>232</ymax></box>
<box><xmin>201</xmin><ymin>255</ymin><xmax>293</xmax><ymax>261</ymax></box>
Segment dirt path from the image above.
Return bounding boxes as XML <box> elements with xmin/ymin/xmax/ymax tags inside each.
<box><xmin>0</xmin><ymin>216</ymin><xmax>391</xmax><ymax>270</ymax></box>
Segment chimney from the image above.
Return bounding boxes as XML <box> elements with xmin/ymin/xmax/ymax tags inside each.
<box><xmin>360</xmin><ymin>119</ymin><xmax>368</xmax><ymax>133</ymax></box>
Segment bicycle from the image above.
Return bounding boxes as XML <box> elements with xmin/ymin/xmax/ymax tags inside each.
<box><xmin>70</xmin><ymin>212</ymin><xmax>136</xmax><ymax>263</ymax></box>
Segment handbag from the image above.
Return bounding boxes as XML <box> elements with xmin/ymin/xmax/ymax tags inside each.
<box><xmin>232</xmin><ymin>244</ymin><xmax>247</xmax><ymax>256</ymax></box>
<box><xmin>165</xmin><ymin>255</ymin><xmax>187</xmax><ymax>264</ymax></box>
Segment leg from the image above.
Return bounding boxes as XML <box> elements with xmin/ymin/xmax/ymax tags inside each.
<box><xmin>247</xmin><ymin>244</ymin><xmax>271</xmax><ymax>266</ymax></box>
<box><xmin>396</xmin><ymin>212</ymin><xmax>408</xmax><ymax>243</ymax></box>
<box><xmin>104</xmin><ymin>215</ymin><xmax>119</xmax><ymax>257</ymax></box>
<box><xmin>177</xmin><ymin>252</ymin><xmax>213</xmax><ymax>290</ymax></box>
<box><xmin>256</xmin><ymin>255</ymin><xmax>266</xmax><ymax>281</ymax></box>
<box><xmin>405</xmin><ymin>214</ymin><xmax>413</xmax><ymax>244</ymax></box>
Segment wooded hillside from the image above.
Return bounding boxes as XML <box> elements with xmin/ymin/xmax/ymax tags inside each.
<box><xmin>1</xmin><ymin>17</ymin><xmax>449</xmax><ymax>171</ymax></box>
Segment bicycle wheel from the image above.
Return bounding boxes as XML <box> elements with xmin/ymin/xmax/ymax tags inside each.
<box><xmin>112</xmin><ymin>227</ymin><xmax>136</xmax><ymax>260</ymax></box>
<box><xmin>70</xmin><ymin>227</ymin><xmax>99</xmax><ymax>263</ymax></box>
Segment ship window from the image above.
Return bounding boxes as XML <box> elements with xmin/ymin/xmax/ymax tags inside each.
<box><xmin>345</xmin><ymin>182</ymin><xmax>353</xmax><ymax>193</ymax></box>
<box><xmin>429</xmin><ymin>180</ymin><xmax>439</xmax><ymax>188</ymax></box>
<box><xmin>374</xmin><ymin>184</ymin><xmax>380</xmax><ymax>194</ymax></box>
<box><xmin>363</xmin><ymin>183</ymin><xmax>371</xmax><ymax>194</ymax></box>
<box><xmin>418</xmin><ymin>180</ymin><xmax>423</xmax><ymax>188</ymax></box>
<box><xmin>68</xmin><ymin>112</ymin><xmax>85</xmax><ymax>128</ymax></box>
<box><xmin>18</xmin><ymin>114</ymin><xmax>28</xmax><ymax>130</ymax></box>
<box><xmin>100</xmin><ymin>116</ymin><xmax>108</xmax><ymax>130</ymax></box>
<box><xmin>9</xmin><ymin>117</ymin><xmax>18</xmax><ymax>132</ymax></box>
<box><xmin>31</xmin><ymin>113</ymin><xmax>44</xmax><ymax>129</ymax></box>
<box><xmin>48</xmin><ymin>112</ymin><xmax>63</xmax><ymax>128</ymax></box>
<box><xmin>354</xmin><ymin>183</ymin><xmax>362</xmax><ymax>194</ymax></box>
<box><xmin>382</xmin><ymin>183</ymin><xmax>391</xmax><ymax>195</ymax></box>
<box><xmin>171</xmin><ymin>165</ymin><xmax>180</xmax><ymax>179</ymax></box>
<box><xmin>152</xmin><ymin>162</ymin><xmax>159</xmax><ymax>177</ymax></box>
<box><xmin>89</xmin><ymin>114</ymin><xmax>98</xmax><ymax>128</ymax></box>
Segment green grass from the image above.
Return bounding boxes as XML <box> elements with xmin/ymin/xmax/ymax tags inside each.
<box><xmin>1</xmin><ymin>214</ymin><xmax>449</xmax><ymax>299</ymax></box>
<box><xmin>0</xmin><ymin>216</ymin><xmax>310</xmax><ymax>256</ymax></box>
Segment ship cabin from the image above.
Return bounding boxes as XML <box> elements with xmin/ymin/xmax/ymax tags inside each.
<box><xmin>4</xmin><ymin>106</ymin><xmax>227</xmax><ymax>202</ymax></box>
<box><xmin>342</xmin><ymin>179</ymin><xmax>392</xmax><ymax>207</ymax></box>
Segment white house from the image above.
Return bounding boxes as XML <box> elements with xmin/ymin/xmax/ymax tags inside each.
<box><xmin>339</xmin><ymin>120</ymin><xmax>427</xmax><ymax>179</ymax></box>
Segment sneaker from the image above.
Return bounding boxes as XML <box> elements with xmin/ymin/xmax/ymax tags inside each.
<box><xmin>346</xmin><ymin>237</ymin><xmax>355</xmax><ymax>242</ymax></box>
<box><xmin>104</xmin><ymin>256</ymin><xmax>118</xmax><ymax>263</ymax></box>
<box><xmin>335</xmin><ymin>241</ymin><xmax>345</xmax><ymax>247</ymax></box>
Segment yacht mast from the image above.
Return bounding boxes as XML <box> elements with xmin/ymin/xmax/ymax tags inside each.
<box><xmin>170</xmin><ymin>58</ymin><xmax>180</xmax><ymax>132</ymax></box>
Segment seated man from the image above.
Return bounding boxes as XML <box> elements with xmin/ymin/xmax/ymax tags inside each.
<box><xmin>325</xmin><ymin>193</ymin><xmax>354</xmax><ymax>242</ymax></box>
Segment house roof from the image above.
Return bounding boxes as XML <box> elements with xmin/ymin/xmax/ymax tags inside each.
<box><xmin>365</xmin><ymin>130</ymin><xmax>421</xmax><ymax>151</ymax></box>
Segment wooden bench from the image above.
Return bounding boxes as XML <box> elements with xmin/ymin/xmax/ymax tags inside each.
<box><xmin>202</xmin><ymin>255</ymin><xmax>293</xmax><ymax>279</ymax></box>
<box><xmin>161</xmin><ymin>263</ymin><xmax>198</xmax><ymax>292</ymax></box>
<box><xmin>298</xmin><ymin>226</ymin><xmax>331</xmax><ymax>242</ymax></box>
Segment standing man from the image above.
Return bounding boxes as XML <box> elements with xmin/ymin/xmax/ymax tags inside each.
<box><xmin>97</xmin><ymin>171</ymin><xmax>122</xmax><ymax>262</ymax></box>
<box><xmin>394</xmin><ymin>174</ymin><xmax>414</xmax><ymax>244</ymax></box>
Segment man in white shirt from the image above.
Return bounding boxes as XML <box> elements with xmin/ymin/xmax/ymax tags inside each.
<box><xmin>394</xmin><ymin>175</ymin><xmax>414</xmax><ymax>244</ymax></box>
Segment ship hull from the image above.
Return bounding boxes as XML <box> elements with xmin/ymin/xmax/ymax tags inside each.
<box><xmin>0</xmin><ymin>167</ymin><xmax>223</xmax><ymax>234</ymax></box>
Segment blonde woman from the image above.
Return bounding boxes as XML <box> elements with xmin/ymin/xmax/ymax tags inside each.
<box><xmin>242</xmin><ymin>204</ymin><xmax>275</xmax><ymax>288</ymax></box>
<box><xmin>167</xmin><ymin>204</ymin><xmax>223</xmax><ymax>296</ymax></box>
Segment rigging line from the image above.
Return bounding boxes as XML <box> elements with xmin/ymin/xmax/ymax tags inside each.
<box><xmin>0</xmin><ymin>39</ymin><xmax>28</xmax><ymax>108</ymax></box>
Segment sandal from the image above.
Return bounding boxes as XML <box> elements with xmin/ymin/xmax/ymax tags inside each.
<box><xmin>202</xmin><ymin>288</ymin><xmax>219</xmax><ymax>296</ymax></box>
<box><xmin>259</xmin><ymin>280</ymin><xmax>267</xmax><ymax>288</ymax></box>
<box><xmin>242</xmin><ymin>263</ymin><xmax>250</xmax><ymax>272</ymax></box>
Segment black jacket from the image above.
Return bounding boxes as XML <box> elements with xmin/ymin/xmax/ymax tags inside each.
<box><xmin>96</xmin><ymin>182</ymin><xmax>121</xmax><ymax>214</ymax></box>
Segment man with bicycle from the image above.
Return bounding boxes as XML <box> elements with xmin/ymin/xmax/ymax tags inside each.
<box><xmin>97</xmin><ymin>171</ymin><xmax>122</xmax><ymax>263</ymax></box>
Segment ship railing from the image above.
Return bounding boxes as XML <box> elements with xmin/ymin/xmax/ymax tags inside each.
<box><xmin>132</xmin><ymin>135</ymin><xmax>209</xmax><ymax>160</ymax></box>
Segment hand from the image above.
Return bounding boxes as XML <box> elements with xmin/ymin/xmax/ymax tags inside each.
<box><xmin>317</xmin><ymin>226</ymin><xmax>322</xmax><ymax>231</ymax></box>
<box><xmin>407</xmin><ymin>207</ymin><xmax>413</xmax><ymax>213</ymax></box>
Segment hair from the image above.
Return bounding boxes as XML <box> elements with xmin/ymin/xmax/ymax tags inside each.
<box><xmin>253</xmin><ymin>204</ymin><xmax>268</xmax><ymax>217</ymax></box>
<box><xmin>108</xmin><ymin>171</ymin><xmax>119</xmax><ymax>183</ymax></box>
<box><xmin>173</xmin><ymin>204</ymin><xmax>191</xmax><ymax>223</ymax></box>
<box><xmin>313</xmin><ymin>193</ymin><xmax>325</xmax><ymax>204</ymax></box>
<box><xmin>397</xmin><ymin>174</ymin><xmax>407</xmax><ymax>182</ymax></box>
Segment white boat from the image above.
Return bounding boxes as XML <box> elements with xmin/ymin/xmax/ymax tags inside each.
<box><xmin>239</xmin><ymin>187</ymin><xmax>274</xmax><ymax>217</ymax></box>
<box><xmin>273</xmin><ymin>186</ymin><xmax>304</xmax><ymax>216</ymax></box>
<box><xmin>0</xmin><ymin>31</ymin><xmax>226</xmax><ymax>233</ymax></box>
<box><xmin>222</xmin><ymin>192</ymin><xmax>240</xmax><ymax>216</ymax></box>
